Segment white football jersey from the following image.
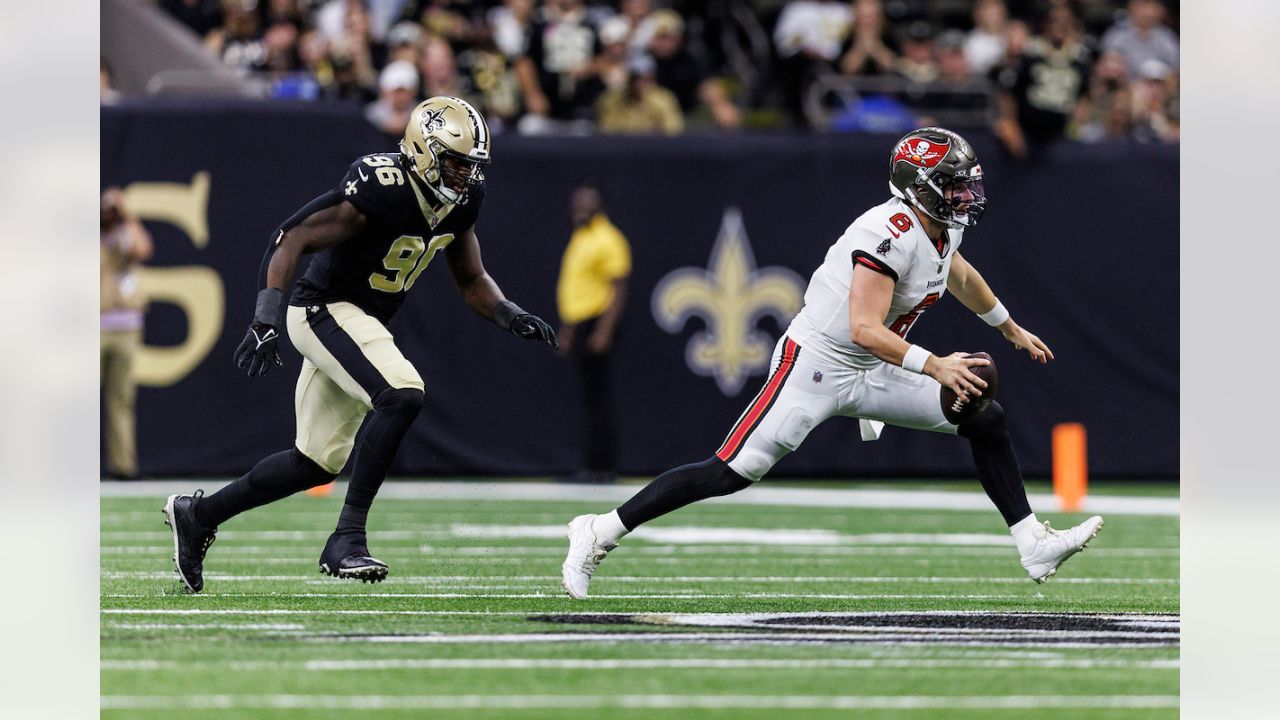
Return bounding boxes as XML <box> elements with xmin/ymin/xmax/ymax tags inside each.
<box><xmin>787</xmin><ymin>197</ymin><xmax>963</xmax><ymax>369</ymax></box>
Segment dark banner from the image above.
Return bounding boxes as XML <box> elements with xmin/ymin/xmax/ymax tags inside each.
<box><xmin>102</xmin><ymin>100</ymin><xmax>1178</xmax><ymax>478</ymax></box>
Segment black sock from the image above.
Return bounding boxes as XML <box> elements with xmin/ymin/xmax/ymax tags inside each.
<box><xmin>616</xmin><ymin>456</ymin><xmax>752</xmax><ymax>530</ymax></box>
<box><xmin>957</xmin><ymin>401</ymin><xmax>1033</xmax><ymax>526</ymax></box>
<box><xmin>334</xmin><ymin>387</ymin><xmax>424</xmax><ymax>535</ymax></box>
<box><xmin>195</xmin><ymin>448</ymin><xmax>334</xmax><ymax>528</ymax></box>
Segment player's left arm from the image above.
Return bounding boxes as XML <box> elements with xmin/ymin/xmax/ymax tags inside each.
<box><xmin>445</xmin><ymin>225</ymin><xmax>558</xmax><ymax>349</ymax></box>
<box><xmin>947</xmin><ymin>251</ymin><xmax>1053</xmax><ymax>363</ymax></box>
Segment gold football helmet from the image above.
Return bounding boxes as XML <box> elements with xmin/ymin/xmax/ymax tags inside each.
<box><xmin>400</xmin><ymin>96</ymin><xmax>491</xmax><ymax>205</ymax></box>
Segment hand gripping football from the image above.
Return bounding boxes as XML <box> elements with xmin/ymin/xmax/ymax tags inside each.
<box><xmin>940</xmin><ymin>352</ymin><xmax>998</xmax><ymax>424</ymax></box>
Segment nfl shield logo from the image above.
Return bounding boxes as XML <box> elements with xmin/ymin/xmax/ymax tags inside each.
<box><xmin>812</xmin><ymin>370</ymin><xmax>823</xmax><ymax>383</ymax></box>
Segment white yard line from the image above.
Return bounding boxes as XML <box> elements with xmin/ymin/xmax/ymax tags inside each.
<box><xmin>101</xmin><ymin>571</ymin><xmax>1177</xmax><ymax>584</ymax></box>
<box><xmin>99</xmin><ymin>694</ymin><xmax>1181</xmax><ymax>710</ymax></box>
<box><xmin>101</xmin><ymin>480</ymin><xmax>1179</xmax><ymax>516</ymax></box>
<box><xmin>102</xmin><ymin>592</ymin><xmax>1027</xmax><ymax>600</ymax></box>
<box><xmin>100</xmin><ymin>657</ymin><xmax>1178</xmax><ymax>672</ymax></box>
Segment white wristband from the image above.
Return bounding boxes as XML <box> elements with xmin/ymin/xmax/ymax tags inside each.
<box><xmin>902</xmin><ymin>344</ymin><xmax>931</xmax><ymax>374</ymax></box>
<box><xmin>979</xmin><ymin>300</ymin><xmax>1010</xmax><ymax>327</ymax></box>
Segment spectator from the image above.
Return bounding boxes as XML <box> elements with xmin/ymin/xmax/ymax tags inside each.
<box><xmin>912</xmin><ymin>30</ymin><xmax>990</xmax><ymax>127</ymax></box>
<box><xmin>1130</xmin><ymin>59</ymin><xmax>1178</xmax><ymax>143</ymax></box>
<box><xmin>624</xmin><ymin>0</ymin><xmax>657</xmax><ymax>56</ymax></box>
<box><xmin>1071</xmin><ymin>49</ymin><xmax>1132</xmax><ymax>142</ymax></box>
<box><xmin>100</xmin><ymin>188</ymin><xmax>154</xmax><ymax>480</ymax></box>
<box><xmin>489</xmin><ymin>0</ymin><xmax>536</xmax><ymax>59</ymax></box>
<box><xmin>364</xmin><ymin>60</ymin><xmax>420</xmax><ymax>133</ymax></box>
<box><xmin>596</xmin><ymin>55</ymin><xmax>684</xmax><ymax>135</ymax></box>
<box><xmin>319</xmin><ymin>0</ymin><xmax>381</xmax><ymax>91</ymax></box>
<box><xmin>387</xmin><ymin>21</ymin><xmax>424</xmax><ymax>64</ymax></box>
<box><xmin>597</xmin><ymin>16</ymin><xmax>633</xmax><ymax>90</ymax></box>
<box><xmin>261</xmin><ymin>0</ymin><xmax>307</xmax><ymax>34</ymax></box>
<box><xmin>895</xmin><ymin>21</ymin><xmax>938</xmax><ymax>84</ymax></box>
<box><xmin>646</xmin><ymin>9</ymin><xmax>741</xmax><ymax>130</ymax></box>
<box><xmin>775</xmin><ymin>0</ymin><xmax>855</xmax><ymax>125</ymax></box>
<box><xmin>160</xmin><ymin>0</ymin><xmax>224</xmax><ymax>38</ymax></box>
<box><xmin>964</xmin><ymin>0</ymin><xmax>1008</xmax><ymax>77</ymax></box>
<box><xmin>419</xmin><ymin>34</ymin><xmax>480</xmax><ymax>108</ymax></box>
<box><xmin>992</xmin><ymin>5</ymin><xmax>1091</xmax><ymax>159</ymax></box>
<box><xmin>320</xmin><ymin>50</ymin><xmax>378</xmax><ymax>103</ymax></box>
<box><xmin>838</xmin><ymin>0</ymin><xmax>897</xmax><ymax>77</ymax></box>
<box><xmin>262</xmin><ymin>20</ymin><xmax>302</xmax><ymax>76</ymax></box>
<box><xmin>1101</xmin><ymin>0</ymin><xmax>1178</xmax><ymax>78</ymax></box>
<box><xmin>207</xmin><ymin>0</ymin><xmax>268</xmax><ymax>71</ymax></box>
<box><xmin>101</xmin><ymin>58</ymin><xmax>122</xmax><ymax>105</ymax></box>
<box><xmin>556</xmin><ymin>180</ymin><xmax>632</xmax><ymax>484</ymax></box>
<box><xmin>515</xmin><ymin>0</ymin><xmax>604</xmax><ymax>134</ymax></box>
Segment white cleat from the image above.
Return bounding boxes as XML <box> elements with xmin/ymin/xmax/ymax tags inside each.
<box><xmin>1021</xmin><ymin>515</ymin><xmax>1105</xmax><ymax>583</ymax></box>
<box><xmin>561</xmin><ymin>514</ymin><xmax>616</xmax><ymax>600</ymax></box>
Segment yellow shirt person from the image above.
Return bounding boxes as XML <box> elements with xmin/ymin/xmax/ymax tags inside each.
<box><xmin>557</xmin><ymin>213</ymin><xmax>632</xmax><ymax>326</ymax></box>
<box><xmin>557</xmin><ymin>184</ymin><xmax>631</xmax><ymax>482</ymax></box>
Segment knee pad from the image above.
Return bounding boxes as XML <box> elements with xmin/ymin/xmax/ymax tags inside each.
<box><xmin>372</xmin><ymin>387</ymin><xmax>425</xmax><ymax>420</ymax></box>
<box><xmin>725</xmin><ymin>448</ymin><xmax>774</xmax><ymax>483</ymax></box>
<box><xmin>958</xmin><ymin>401</ymin><xmax>1008</xmax><ymax>442</ymax></box>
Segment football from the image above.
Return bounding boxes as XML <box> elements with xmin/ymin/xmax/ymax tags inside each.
<box><xmin>940</xmin><ymin>352</ymin><xmax>998</xmax><ymax>424</ymax></box>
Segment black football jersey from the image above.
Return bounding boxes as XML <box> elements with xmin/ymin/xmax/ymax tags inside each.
<box><xmin>288</xmin><ymin>153</ymin><xmax>485</xmax><ymax>323</ymax></box>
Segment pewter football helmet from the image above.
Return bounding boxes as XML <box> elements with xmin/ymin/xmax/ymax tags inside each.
<box><xmin>888</xmin><ymin>127</ymin><xmax>986</xmax><ymax>228</ymax></box>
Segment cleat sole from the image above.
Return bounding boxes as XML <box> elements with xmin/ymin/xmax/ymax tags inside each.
<box><xmin>319</xmin><ymin>562</ymin><xmax>389</xmax><ymax>583</ymax></box>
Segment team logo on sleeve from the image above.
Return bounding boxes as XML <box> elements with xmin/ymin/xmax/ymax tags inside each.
<box><xmin>893</xmin><ymin>138</ymin><xmax>950</xmax><ymax>169</ymax></box>
<box><xmin>876</xmin><ymin>238</ymin><xmax>892</xmax><ymax>255</ymax></box>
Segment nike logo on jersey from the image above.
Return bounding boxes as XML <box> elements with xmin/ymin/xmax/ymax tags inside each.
<box><xmin>357</xmin><ymin>168</ymin><xmax>369</xmax><ymax>182</ymax></box>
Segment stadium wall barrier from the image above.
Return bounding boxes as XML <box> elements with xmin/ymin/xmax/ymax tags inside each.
<box><xmin>102</xmin><ymin>101</ymin><xmax>1178</xmax><ymax>478</ymax></box>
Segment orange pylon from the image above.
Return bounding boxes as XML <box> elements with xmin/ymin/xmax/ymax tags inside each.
<box><xmin>306</xmin><ymin>481</ymin><xmax>335</xmax><ymax>497</ymax></box>
<box><xmin>1052</xmin><ymin>423</ymin><xmax>1088</xmax><ymax>512</ymax></box>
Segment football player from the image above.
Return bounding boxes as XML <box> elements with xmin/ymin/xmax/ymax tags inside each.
<box><xmin>561</xmin><ymin>127</ymin><xmax>1104</xmax><ymax>599</ymax></box>
<box><xmin>163</xmin><ymin>97</ymin><xmax>558</xmax><ymax>593</ymax></box>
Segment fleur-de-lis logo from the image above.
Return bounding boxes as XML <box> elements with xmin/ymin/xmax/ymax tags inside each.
<box><xmin>652</xmin><ymin>208</ymin><xmax>805</xmax><ymax>395</ymax></box>
<box><xmin>421</xmin><ymin>107</ymin><xmax>448</xmax><ymax>134</ymax></box>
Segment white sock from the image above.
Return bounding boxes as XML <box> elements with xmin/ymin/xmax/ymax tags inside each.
<box><xmin>1009</xmin><ymin>513</ymin><xmax>1042</xmax><ymax>556</ymax></box>
<box><xmin>592</xmin><ymin>510</ymin><xmax>629</xmax><ymax>546</ymax></box>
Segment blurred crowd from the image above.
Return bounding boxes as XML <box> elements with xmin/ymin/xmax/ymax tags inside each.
<box><xmin>138</xmin><ymin>0</ymin><xmax>1178</xmax><ymax>151</ymax></box>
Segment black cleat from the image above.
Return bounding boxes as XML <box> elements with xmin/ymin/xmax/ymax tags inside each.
<box><xmin>162</xmin><ymin>492</ymin><xmax>217</xmax><ymax>593</ymax></box>
<box><xmin>318</xmin><ymin>531</ymin><xmax>389</xmax><ymax>583</ymax></box>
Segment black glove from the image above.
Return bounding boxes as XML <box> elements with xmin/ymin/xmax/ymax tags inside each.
<box><xmin>234</xmin><ymin>323</ymin><xmax>284</xmax><ymax>376</ymax></box>
<box><xmin>234</xmin><ymin>288</ymin><xmax>286</xmax><ymax>376</ymax></box>
<box><xmin>492</xmin><ymin>300</ymin><xmax>558</xmax><ymax>349</ymax></box>
<box><xmin>511</xmin><ymin>313</ymin><xmax>558</xmax><ymax>348</ymax></box>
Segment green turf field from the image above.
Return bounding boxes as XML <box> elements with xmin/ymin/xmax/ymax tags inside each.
<box><xmin>101</xmin><ymin>481</ymin><xmax>1179</xmax><ymax>719</ymax></box>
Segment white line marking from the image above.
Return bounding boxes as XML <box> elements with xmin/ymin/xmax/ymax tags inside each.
<box><xmin>451</xmin><ymin>524</ymin><xmax>1015</xmax><ymax>546</ymax></box>
<box><xmin>424</xmin><ymin>545</ymin><xmax>1180</xmax><ymax>557</ymax></box>
<box><xmin>100</xmin><ymin>657</ymin><xmax>1179</xmax><ymax>672</ymax></box>
<box><xmin>100</xmin><ymin>571</ymin><xmax>1177</xmax><ymax>585</ymax></box>
<box><xmin>105</xmin><ymin>623</ymin><xmax>305</xmax><ymax>631</ymax></box>
<box><xmin>102</xmin><ymin>592</ymin><xmax>1027</xmax><ymax>600</ymax></box>
<box><xmin>98</xmin><ymin>544</ymin><xmax>1179</xmax><ymax>558</ymax></box>
<box><xmin>100</xmin><ymin>480</ymin><xmax>1180</xmax><ymax>516</ymax></box>
<box><xmin>99</xmin><ymin>694</ymin><xmax>1181</xmax><ymax>710</ymax></box>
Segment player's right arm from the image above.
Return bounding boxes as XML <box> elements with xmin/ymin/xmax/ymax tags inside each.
<box><xmin>848</xmin><ymin>264</ymin><xmax>988</xmax><ymax>400</ymax></box>
<box><xmin>233</xmin><ymin>194</ymin><xmax>367</xmax><ymax>377</ymax></box>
